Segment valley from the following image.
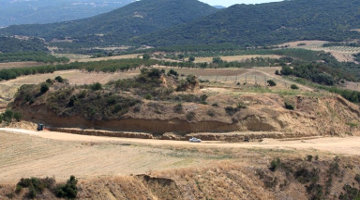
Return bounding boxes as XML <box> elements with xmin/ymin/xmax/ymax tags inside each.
<box><xmin>1</xmin><ymin>0</ymin><xmax>360</xmax><ymax>199</ymax></box>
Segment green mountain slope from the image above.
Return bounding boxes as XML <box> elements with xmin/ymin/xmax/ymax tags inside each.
<box><xmin>134</xmin><ymin>0</ymin><xmax>360</xmax><ymax>46</ymax></box>
<box><xmin>0</xmin><ymin>0</ymin><xmax>217</xmax><ymax>44</ymax></box>
<box><xmin>0</xmin><ymin>37</ymin><xmax>48</xmax><ymax>53</ymax></box>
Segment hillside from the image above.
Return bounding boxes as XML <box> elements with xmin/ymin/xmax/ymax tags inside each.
<box><xmin>0</xmin><ymin>0</ymin><xmax>135</xmax><ymax>27</ymax></box>
<box><xmin>134</xmin><ymin>0</ymin><xmax>360</xmax><ymax>46</ymax></box>
<box><xmin>0</xmin><ymin>37</ymin><xmax>48</xmax><ymax>53</ymax></box>
<box><xmin>0</xmin><ymin>0</ymin><xmax>217</xmax><ymax>46</ymax></box>
<box><xmin>11</xmin><ymin>68</ymin><xmax>360</xmax><ymax>138</ymax></box>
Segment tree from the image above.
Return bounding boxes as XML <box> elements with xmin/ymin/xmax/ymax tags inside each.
<box><xmin>212</xmin><ymin>57</ymin><xmax>223</xmax><ymax>64</ymax></box>
<box><xmin>90</xmin><ymin>82</ymin><xmax>102</xmax><ymax>91</ymax></box>
<box><xmin>142</xmin><ymin>54</ymin><xmax>150</xmax><ymax>60</ymax></box>
<box><xmin>189</xmin><ymin>56</ymin><xmax>195</xmax><ymax>62</ymax></box>
<box><xmin>40</xmin><ymin>83</ymin><xmax>49</xmax><ymax>94</ymax></box>
<box><xmin>178</xmin><ymin>54</ymin><xmax>185</xmax><ymax>61</ymax></box>
<box><xmin>267</xmin><ymin>80</ymin><xmax>276</xmax><ymax>87</ymax></box>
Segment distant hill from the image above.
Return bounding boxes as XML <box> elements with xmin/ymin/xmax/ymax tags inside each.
<box><xmin>134</xmin><ymin>0</ymin><xmax>360</xmax><ymax>47</ymax></box>
<box><xmin>0</xmin><ymin>0</ymin><xmax>135</xmax><ymax>27</ymax></box>
<box><xmin>0</xmin><ymin>0</ymin><xmax>217</xmax><ymax>46</ymax></box>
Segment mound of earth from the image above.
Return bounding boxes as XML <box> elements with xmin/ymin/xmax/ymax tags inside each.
<box><xmin>11</xmin><ymin>68</ymin><xmax>360</xmax><ymax>139</ymax></box>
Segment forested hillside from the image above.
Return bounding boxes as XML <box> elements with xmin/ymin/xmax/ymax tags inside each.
<box><xmin>0</xmin><ymin>37</ymin><xmax>48</xmax><ymax>53</ymax></box>
<box><xmin>134</xmin><ymin>0</ymin><xmax>360</xmax><ymax>46</ymax></box>
<box><xmin>0</xmin><ymin>0</ymin><xmax>217</xmax><ymax>46</ymax></box>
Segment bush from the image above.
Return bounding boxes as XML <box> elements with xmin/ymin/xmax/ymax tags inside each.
<box><xmin>269</xmin><ymin>158</ymin><xmax>281</xmax><ymax>171</ymax></box>
<box><xmin>207</xmin><ymin>110</ymin><xmax>215</xmax><ymax>117</ymax></box>
<box><xmin>55</xmin><ymin>76</ymin><xmax>64</xmax><ymax>83</ymax></box>
<box><xmin>13</xmin><ymin>112</ymin><xmax>22</xmax><ymax>122</ymax></box>
<box><xmin>167</xmin><ymin>69</ymin><xmax>179</xmax><ymax>77</ymax></box>
<box><xmin>267</xmin><ymin>80</ymin><xmax>276</xmax><ymax>87</ymax></box>
<box><xmin>285</xmin><ymin>102</ymin><xmax>295</xmax><ymax>110</ymax></box>
<box><xmin>16</xmin><ymin>177</ymin><xmax>55</xmax><ymax>199</ymax></box>
<box><xmin>354</xmin><ymin>174</ymin><xmax>360</xmax><ymax>185</ymax></box>
<box><xmin>306</xmin><ymin>155</ymin><xmax>313</xmax><ymax>162</ymax></box>
<box><xmin>186</xmin><ymin>112</ymin><xmax>196</xmax><ymax>121</ymax></box>
<box><xmin>174</xmin><ymin>103</ymin><xmax>183</xmax><ymax>113</ymax></box>
<box><xmin>40</xmin><ymin>83</ymin><xmax>49</xmax><ymax>94</ymax></box>
<box><xmin>55</xmin><ymin>176</ymin><xmax>78</xmax><ymax>199</ymax></box>
<box><xmin>2</xmin><ymin>110</ymin><xmax>13</xmax><ymax>123</ymax></box>
<box><xmin>291</xmin><ymin>84</ymin><xmax>299</xmax><ymax>89</ymax></box>
<box><xmin>142</xmin><ymin>54</ymin><xmax>150</xmax><ymax>60</ymax></box>
<box><xmin>212</xmin><ymin>57</ymin><xmax>223</xmax><ymax>64</ymax></box>
<box><xmin>90</xmin><ymin>82</ymin><xmax>102</xmax><ymax>91</ymax></box>
<box><xmin>189</xmin><ymin>56</ymin><xmax>195</xmax><ymax>62</ymax></box>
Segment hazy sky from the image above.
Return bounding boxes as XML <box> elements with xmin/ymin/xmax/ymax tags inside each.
<box><xmin>199</xmin><ymin>0</ymin><xmax>283</xmax><ymax>7</ymax></box>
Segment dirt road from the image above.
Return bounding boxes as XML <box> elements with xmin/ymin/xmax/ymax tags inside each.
<box><xmin>2</xmin><ymin>128</ymin><xmax>360</xmax><ymax>184</ymax></box>
<box><xmin>1</xmin><ymin>128</ymin><xmax>360</xmax><ymax>156</ymax></box>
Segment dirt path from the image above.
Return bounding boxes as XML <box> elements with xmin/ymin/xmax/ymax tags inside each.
<box><xmin>2</xmin><ymin>128</ymin><xmax>360</xmax><ymax>156</ymax></box>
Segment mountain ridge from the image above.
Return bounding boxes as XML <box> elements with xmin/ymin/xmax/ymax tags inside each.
<box><xmin>0</xmin><ymin>0</ymin><xmax>135</xmax><ymax>27</ymax></box>
<box><xmin>133</xmin><ymin>0</ymin><xmax>360</xmax><ymax>47</ymax></box>
<box><xmin>0</xmin><ymin>0</ymin><xmax>217</xmax><ymax>45</ymax></box>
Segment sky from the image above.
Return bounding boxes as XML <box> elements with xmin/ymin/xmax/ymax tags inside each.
<box><xmin>199</xmin><ymin>0</ymin><xmax>283</xmax><ymax>7</ymax></box>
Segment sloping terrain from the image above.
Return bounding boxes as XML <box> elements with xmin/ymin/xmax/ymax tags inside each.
<box><xmin>0</xmin><ymin>0</ymin><xmax>217</xmax><ymax>45</ymax></box>
<box><xmin>135</xmin><ymin>0</ymin><xmax>360</xmax><ymax>46</ymax></box>
<box><xmin>1</xmin><ymin>130</ymin><xmax>360</xmax><ymax>200</ymax></box>
<box><xmin>10</xmin><ymin>68</ymin><xmax>360</xmax><ymax>138</ymax></box>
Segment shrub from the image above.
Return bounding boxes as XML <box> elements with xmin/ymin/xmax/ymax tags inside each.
<box><xmin>212</xmin><ymin>57</ymin><xmax>223</xmax><ymax>64</ymax></box>
<box><xmin>269</xmin><ymin>158</ymin><xmax>281</xmax><ymax>171</ymax></box>
<box><xmin>207</xmin><ymin>110</ymin><xmax>216</xmax><ymax>117</ymax></box>
<box><xmin>174</xmin><ymin>103</ymin><xmax>183</xmax><ymax>113</ymax></box>
<box><xmin>40</xmin><ymin>83</ymin><xmax>49</xmax><ymax>94</ymax></box>
<box><xmin>16</xmin><ymin>177</ymin><xmax>55</xmax><ymax>199</ymax></box>
<box><xmin>55</xmin><ymin>76</ymin><xmax>64</xmax><ymax>83</ymax></box>
<box><xmin>90</xmin><ymin>82</ymin><xmax>102</xmax><ymax>91</ymax></box>
<box><xmin>267</xmin><ymin>80</ymin><xmax>276</xmax><ymax>87</ymax></box>
<box><xmin>186</xmin><ymin>112</ymin><xmax>196</xmax><ymax>121</ymax></box>
<box><xmin>285</xmin><ymin>102</ymin><xmax>295</xmax><ymax>110</ymax></box>
<box><xmin>306</xmin><ymin>155</ymin><xmax>313</xmax><ymax>162</ymax></box>
<box><xmin>291</xmin><ymin>84</ymin><xmax>299</xmax><ymax>89</ymax></box>
<box><xmin>145</xmin><ymin>94</ymin><xmax>153</xmax><ymax>100</ymax></box>
<box><xmin>55</xmin><ymin>176</ymin><xmax>78</xmax><ymax>199</ymax></box>
<box><xmin>142</xmin><ymin>54</ymin><xmax>150</xmax><ymax>60</ymax></box>
<box><xmin>225</xmin><ymin>106</ymin><xmax>239</xmax><ymax>116</ymax></box>
<box><xmin>13</xmin><ymin>112</ymin><xmax>22</xmax><ymax>122</ymax></box>
<box><xmin>2</xmin><ymin>110</ymin><xmax>13</xmax><ymax>123</ymax></box>
<box><xmin>167</xmin><ymin>69</ymin><xmax>179</xmax><ymax>77</ymax></box>
<box><xmin>212</xmin><ymin>103</ymin><xmax>219</xmax><ymax>107</ymax></box>
<box><xmin>189</xmin><ymin>56</ymin><xmax>195</xmax><ymax>62</ymax></box>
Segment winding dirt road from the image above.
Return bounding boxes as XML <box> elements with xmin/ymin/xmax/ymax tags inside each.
<box><xmin>1</xmin><ymin>128</ymin><xmax>360</xmax><ymax>156</ymax></box>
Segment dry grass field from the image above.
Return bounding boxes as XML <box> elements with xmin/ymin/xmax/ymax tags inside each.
<box><xmin>0</xmin><ymin>61</ymin><xmax>44</xmax><ymax>70</ymax></box>
<box><xmin>0</xmin><ymin>131</ymin><xmax>214</xmax><ymax>184</ymax></box>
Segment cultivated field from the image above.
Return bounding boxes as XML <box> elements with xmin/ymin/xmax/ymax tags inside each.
<box><xmin>282</xmin><ymin>40</ymin><xmax>360</xmax><ymax>62</ymax></box>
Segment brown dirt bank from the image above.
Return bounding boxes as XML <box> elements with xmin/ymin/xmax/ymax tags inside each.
<box><xmin>13</xmin><ymin>92</ymin><xmax>360</xmax><ymax>139</ymax></box>
<box><xmin>2</xmin><ymin>157</ymin><xmax>360</xmax><ymax>200</ymax></box>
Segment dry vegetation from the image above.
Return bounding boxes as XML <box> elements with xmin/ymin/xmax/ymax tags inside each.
<box><xmin>2</xmin><ymin>130</ymin><xmax>360</xmax><ymax>199</ymax></box>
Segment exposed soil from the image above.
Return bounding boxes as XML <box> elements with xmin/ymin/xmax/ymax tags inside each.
<box><xmin>1</xmin><ymin>129</ymin><xmax>360</xmax><ymax>200</ymax></box>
